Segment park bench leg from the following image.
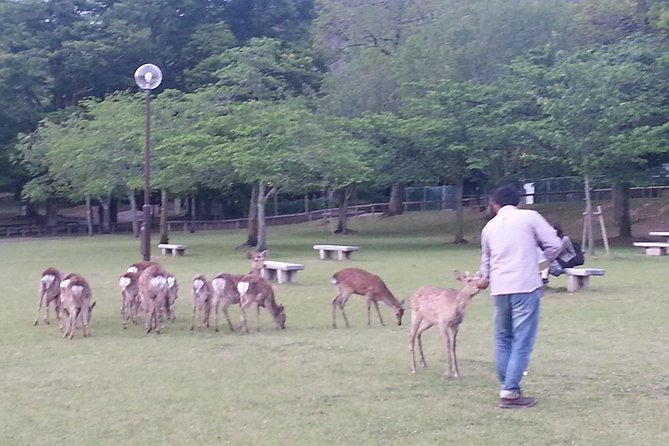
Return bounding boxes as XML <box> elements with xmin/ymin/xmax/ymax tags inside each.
<box><xmin>319</xmin><ymin>250</ymin><xmax>327</xmax><ymax>260</ymax></box>
<box><xmin>161</xmin><ymin>248</ymin><xmax>168</xmax><ymax>255</ymax></box>
<box><xmin>277</xmin><ymin>270</ymin><xmax>288</xmax><ymax>284</ymax></box>
<box><xmin>566</xmin><ymin>275</ymin><xmax>581</xmax><ymax>292</ymax></box>
<box><xmin>261</xmin><ymin>269</ymin><xmax>271</xmax><ymax>280</ymax></box>
<box><xmin>337</xmin><ymin>251</ymin><xmax>345</xmax><ymax>260</ymax></box>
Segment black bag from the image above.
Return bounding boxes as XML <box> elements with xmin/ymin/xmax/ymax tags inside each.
<box><xmin>569</xmin><ymin>241</ymin><xmax>585</xmax><ymax>267</ymax></box>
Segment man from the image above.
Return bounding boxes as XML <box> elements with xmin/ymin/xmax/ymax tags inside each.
<box><xmin>477</xmin><ymin>185</ymin><xmax>562</xmax><ymax>409</ymax></box>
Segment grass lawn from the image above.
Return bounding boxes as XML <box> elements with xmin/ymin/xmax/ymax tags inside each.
<box><xmin>1</xmin><ymin>210</ymin><xmax>668</xmax><ymax>445</ymax></box>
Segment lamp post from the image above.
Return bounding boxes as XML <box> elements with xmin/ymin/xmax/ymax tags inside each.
<box><xmin>134</xmin><ymin>64</ymin><xmax>162</xmax><ymax>261</ymax></box>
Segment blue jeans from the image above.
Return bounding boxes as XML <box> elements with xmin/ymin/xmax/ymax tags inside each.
<box><xmin>492</xmin><ymin>288</ymin><xmax>542</xmax><ymax>398</ymax></box>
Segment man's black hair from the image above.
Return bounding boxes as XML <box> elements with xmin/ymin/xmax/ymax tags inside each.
<box><xmin>491</xmin><ymin>185</ymin><xmax>520</xmax><ymax>207</ymax></box>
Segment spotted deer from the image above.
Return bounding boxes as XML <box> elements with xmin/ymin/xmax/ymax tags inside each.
<box><xmin>191</xmin><ymin>274</ymin><xmax>213</xmax><ymax>330</ymax></box>
<box><xmin>34</xmin><ymin>267</ymin><xmax>62</xmax><ymax>326</ymax></box>
<box><xmin>210</xmin><ymin>250</ymin><xmax>268</xmax><ymax>332</ymax></box>
<box><xmin>59</xmin><ymin>273</ymin><xmax>95</xmax><ymax>339</ymax></box>
<box><xmin>138</xmin><ymin>264</ymin><xmax>170</xmax><ymax>334</ymax></box>
<box><xmin>409</xmin><ymin>271</ymin><xmax>483</xmax><ymax>378</ymax></box>
<box><xmin>330</xmin><ymin>268</ymin><xmax>405</xmax><ymax>329</ymax></box>
<box><xmin>236</xmin><ymin>274</ymin><xmax>286</xmax><ymax>333</ymax></box>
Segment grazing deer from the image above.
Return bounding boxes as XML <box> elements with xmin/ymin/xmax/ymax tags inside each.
<box><xmin>191</xmin><ymin>275</ymin><xmax>213</xmax><ymax>330</ymax></box>
<box><xmin>236</xmin><ymin>274</ymin><xmax>286</xmax><ymax>333</ymax></box>
<box><xmin>119</xmin><ymin>272</ymin><xmax>141</xmax><ymax>329</ymax></box>
<box><xmin>409</xmin><ymin>271</ymin><xmax>483</xmax><ymax>378</ymax></box>
<box><xmin>210</xmin><ymin>252</ymin><xmax>269</xmax><ymax>332</ymax></box>
<box><xmin>138</xmin><ymin>264</ymin><xmax>170</xmax><ymax>334</ymax></box>
<box><xmin>331</xmin><ymin>268</ymin><xmax>405</xmax><ymax>329</ymax></box>
<box><xmin>211</xmin><ymin>273</ymin><xmax>244</xmax><ymax>332</ymax></box>
<box><xmin>59</xmin><ymin>273</ymin><xmax>95</xmax><ymax>339</ymax></box>
<box><xmin>34</xmin><ymin>267</ymin><xmax>62</xmax><ymax>326</ymax></box>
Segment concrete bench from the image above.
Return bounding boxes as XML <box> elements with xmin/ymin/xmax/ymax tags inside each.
<box><xmin>632</xmin><ymin>242</ymin><xmax>669</xmax><ymax>256</ymax></box>
<box><xmin>261</xmin><ymin>261</ymin><xmax>305</xmax><ymax>284</ymax></box>
<box><xmin>158</xmin><ymin>243</ymin><xmax>188</xmax><ymax>256</ymax></box>
<box><xmin>313</xmin><ymin>244</ymin><xmax>360</xmax><ymax>260</ymax></box>
<box><xmin>563</xmin><ymin>268</ymin><xmax>606</xmax><ymax>292</ymax></box>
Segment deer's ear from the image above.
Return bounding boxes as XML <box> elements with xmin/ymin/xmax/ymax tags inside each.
<box><xmin>261</xmin><ymin>250</ymin><xmax>269</xmax><ymax>257</ymax></box>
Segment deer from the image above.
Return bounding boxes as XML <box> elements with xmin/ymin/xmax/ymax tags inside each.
<box><xmin>191</xmin><ymin>274</ymin><xmax>213</xmax><ymax>330</ymax></box>
<box><xmin>127</xmin><ymin>261</ymin><xmax>160</xmax><ymax>274</ymax></box>
<box><xmin>165</xmin><ymin>273</ymin><xmax>179</xmax><ymax>322</ymax></box>
<box><xmin>59</xmin><ymin>273</ymin><xmax>95</xmax><ymax>339</ymax></box>
<box><xmin>138</xmin><ymin>263</ymin><xmax>170</xmax><ymax>334</ymax></box>
<box><xmin>119</xmin><ymin>271</ymin><xmax>141</xmax><ymax>329</ymax></box>
<box><xmin>34</xmin><ymin>267</ymin><xmax>62</xmax><ymax>326</ymax></box>
<box><xmin>210</xmin><ymin>250</ymin><xmax>268</xmax><ymax>332</ymax></box>
<box><xmin>236</xmin><ymin>274</ymin><xmax>286</xmax><ymax>333</ymax></box>
<box><xmin>408</xmin><ymin>271</ymin><xmax>483</xmax><ymax>378</ymax></box>
<box><xmin>330</xmin><ymin>267</ymin><xmax>405</xmax><ymax>329</ymax></box>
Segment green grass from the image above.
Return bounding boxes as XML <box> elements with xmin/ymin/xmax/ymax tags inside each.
<box><xmin>1</xmin><ymin>210</ymin><xmax>669</xmax><ymax>445</ymax></box>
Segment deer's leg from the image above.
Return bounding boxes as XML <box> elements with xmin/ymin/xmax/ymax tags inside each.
<box><xmin>409</xmin><ymin>313</ymin><xmax>423</xmax><ymax>373</ymax></box>
<box><xmin>331</xmin><ymin>295</ymin><xmax>340</xmax><ymax>329</ymax></box>
<box><xmin>239</xmin><ymin>296</ymin><xmax>255</xmax><ymax>334</ymax></box>
<box><xmin>337</xmin><ymin>291</ymin><xmax>352</xmax><ymax>328</ymax></box>
<box><xmin>34</xmin><ymin>293</ymin><xmax>45</xmax><ymax>326</ymax></box>
<box><xmin>190</xmin><ymin>300</ymin><xmax>197</xmax><ymax>331</ymax></box>
<box><xmin>256</xmin><ymin>304</ymin><xmax>261</xmax><ymax>332</ymax></box>
<box><xmin>368</xmin><ymin>298</ymin><xmax>384</xmax><ymax>326</ymax></box>
<box><xmin>438</xmin><ymin>324</ymin><xmax>454</xmax><ymax>378</ymax></box>
<box><xmin>417</xmin><ymin>321</ymin><xmax>431</xmax><ymax>368</ymax></box>
<box><xmin>448</xmin><ymin>326</ymin><xmax>460</xmax><ymax>378</ymax></box>
<box><xmin>222</xmin><ymin>301</ymin><xmax>235</xmax><ymax>332</ymax></box>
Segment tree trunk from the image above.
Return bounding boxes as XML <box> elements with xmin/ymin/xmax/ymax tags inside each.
<box><xmin>159</xmin><ymin>189</ymin><xmax>169</xmax><ymax>244</ymax></box>
<box><xmin>335</xmin><ymin>188</ymin><xmax>350</xmax><ymax>234</ymax></box>
<box><xmin>612</xmin><ymin>182</ymin><xmax>631</xmax><ymax>238</ymax></box>
<box><xmin>85</xmin><ymin>194</ymin><xmax>94</xmax><ymax>236</ymax></box>
<box><xmin>190</xmin><ymin>195</ymin><xmax>196</xmax><ymax>233</ymax></box>
<box><xmin>128</xmin><ymin>191</ymin><xmax>139</xmax><ymax>238</ymax></box>
<box><xmin>385</xmin><ymin>183</ymin><xmax>404</xmax><ymax>216</ymax></box>
<box><xmin>453</xmin><ymin>180</ymin><xmax>467</xmax><ymax>244</ymax></box>
<box><xmin>237</xmin><ymin>183</ymin><xmax>259</xmax><ymax>249</ymax></box>
<box><xmin>100</xmin><ymin>194</ymin><xmax>111</xmax><ymax>234</ymax></box>
<box><xmin>45</xmin><ymin>197</ymin><xmax>59</xmax><ymax>227</ymax></box>
<box><xmin>256</xmin><ymin>181</ymin><xmax>268</xmax><ymax>251</ymax></box>
<box><xmin>583</xmin><ymin>175</ymin><xmax>595</xmax><ymax>254</ymax></box>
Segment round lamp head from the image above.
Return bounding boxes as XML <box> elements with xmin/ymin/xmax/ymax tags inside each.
<box><xmin>134</xmin><ymin>64</ymin><xmax>163</xmax><ymax>90</ymax></box>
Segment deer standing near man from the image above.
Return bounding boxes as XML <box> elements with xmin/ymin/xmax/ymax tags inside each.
<box><xmin>408</xmin><ymin>271</ymin><xmax>483</xmax><ymax>378</ymax></box>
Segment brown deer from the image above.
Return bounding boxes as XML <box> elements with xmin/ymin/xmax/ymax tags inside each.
<box><xmin>119</xmin><ymin>271</ymin><xmax>141</xmax><ymax>329</ymax></box>
<box><xmin>331</xmin><ymin>268</ymin><xmax>405</xmax><ymax>329</ymax></box>
<box><xmin>409</xmin><ymin>271</ymin><xmax>483</xmax><ymax>378</ymax></box>
<box><xmin>127</xmin><ymin>261</ymin><xmax>160</xmax><ymax>274</ymax></box>
<box><xmin>34</xmin><ymin>267</ymin><xmax>62</xmax><ymax>326</ymax></box>
<box><xmin>211</xmin><ymin>273</ymin><xmax>244</xmax><ymax>332</ymax></box>
<box><xmin>191</xmin><ymin>274</ymin><xmax>213</xmax><ymax>330</ymax></box>
<box><xmin>138</xmin><ymin>264</ymin><xmax>170</xmax><ymax>334</ymax></box>
<box><xmin>59</xmin><ymin>273</ymin><xmax>95</xmax><ymax>339</ymax></box>
<box><xmin>165</xmin><ymin>273</ymin><xmax>179</xmax><ymax>322</ymax></box>
<box><xmin>210</xmin><ymin>251</ymin><xmax>269</xmax><ymax>332</ymax></box>
<box><xmin>236</xmin><ymin>274</ymin><xmax>286</xmax><ymax>333</ymax></box>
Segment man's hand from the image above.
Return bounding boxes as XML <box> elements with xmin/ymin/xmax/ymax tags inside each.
<box><xmin>476</xmin><ymin>277</ymin><xmax>489</xmax><ymax>290</ymax></box>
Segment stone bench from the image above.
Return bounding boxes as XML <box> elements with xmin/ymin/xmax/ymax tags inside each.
<box><xmin>632</xmin><ymin>242</ymin><xmax>669</xmax><ymax>256</ymax></box>
<box><xmin>158</xmin><ymin>243</ymin><xmax>188</xmax><ymax>256</ymax></box>
<box><xmin>261</xmin><ymin>261</ymin><xmax>305</xmax><ymax>284</ymax></box>
<box><xmin>313</xmin><ymin>244</ymin><xmax>360</xmax><ymax>260</ymax></box>
<box><xmin>563</xmin><ymin>268</ymin><xmax>606</xmax><ymax>292</ymax></box>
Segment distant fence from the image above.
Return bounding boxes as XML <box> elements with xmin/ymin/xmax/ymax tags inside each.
<box><xmin>1</xmin><ymin>185</ymin><xmax>667</xmax><ymax>238</ymax></box>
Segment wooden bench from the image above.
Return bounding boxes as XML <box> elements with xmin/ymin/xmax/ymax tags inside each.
<box><xmin>313</xmin><ymin>244</ymin><xmax>360</xmax><ymax>260</ymax></box>
<box><xmin>261</xmin><ymin>261</ymin><xmax>305</xmax><ymax>284</ymax></box>
<box><xmin>563</xmin><ymin>268</ymin><xmax>606</xmax><ymax>292</ymax></box>
<box><xmin>158</xmin><ymin>243</ymin><xmax>188</xmax><ymax>256</ymax></box>
<box><xmin>632</xmin><ymin>242</ymin><xmax>669</xmax><ymax>256</ymax></box>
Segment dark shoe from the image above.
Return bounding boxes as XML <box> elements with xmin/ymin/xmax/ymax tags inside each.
<box><xmin>499</xmin><ymin>396</ymin><xmax>537</xmax><ymax>409</ymax></box>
